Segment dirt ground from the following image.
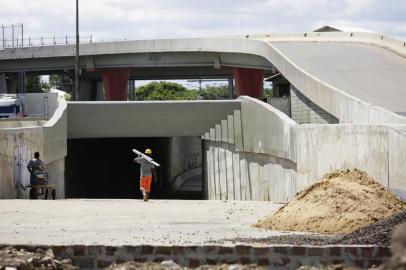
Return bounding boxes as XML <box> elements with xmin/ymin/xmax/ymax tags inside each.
<box><xmin>256</xmin><ymin>169</ymin><xmax>406</xmax><ymax>234</ymax></box>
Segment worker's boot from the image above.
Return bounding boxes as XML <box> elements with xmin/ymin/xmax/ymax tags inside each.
<box><xmin>145</xmin><ymin>192</ymin><xmax>149</xmax><ymax>202</ymax></box>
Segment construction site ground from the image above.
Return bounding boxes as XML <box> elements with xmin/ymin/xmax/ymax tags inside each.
<box><xmin>0</xmin><ymin>199</ymin><xmax>295</xmax><ymax>246</ymax></box>
<box><xmin>0</xmin><ymin>199</ymin><xmax>402</xmax><ymax>269</ymax></box>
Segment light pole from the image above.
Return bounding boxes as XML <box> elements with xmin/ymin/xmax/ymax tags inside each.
<box><xmin>74</xmin><ymin>0</ymin><xmax>80</xmax><ymax>101</ymax></box>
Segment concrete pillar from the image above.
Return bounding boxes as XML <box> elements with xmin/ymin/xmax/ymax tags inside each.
<box><xmin>8</xmin><ymin>78</ymin><xmax>18</xmax><ymax>94</ymax></box>
<box><xmin>227</xmin><ymin>77</ymin><xmax>234</xmax><ymax>99</ymax></box>
<box><xmin>101</xmin><ymin>68</ymin><xmax>130</xmax><ymax>101</ymax></box>
<box><xmin>78</xmin><ymin>80</ymin><xmax>93</xmax><ymax>101</ymax></box>
<box><xmin>128</xmin><ymin>80</ymin><xmax>135</xmax><ymax>101</ymax></box>
<box><xmin>17</xmin><ymin>72</ymin><xmax>25</xmax><ymax>94</ymax></box>
<box><xmin>0</xmin><ymin>73</ymin><xmax>7</xmax><ymax>93</ymax></box>
<box><xmin>96</xmin><ymin>81</ymin><xmax>105</xmax><ymax>101</ymax></box>
<box><xmin>232</xmin><ymin>67</ymin><xmax>264</xmax><ymax>98</ymax></box>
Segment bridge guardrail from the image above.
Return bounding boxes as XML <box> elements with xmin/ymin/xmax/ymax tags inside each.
<box><xmin>1</xmin><ymin>35</ymin><xmax>93</xmax><ymax>48</ymax></box>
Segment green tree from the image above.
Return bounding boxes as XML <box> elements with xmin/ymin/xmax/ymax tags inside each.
<box><xmin>25</xmin><ymin>75</ymin><xmax>50</xmax><ymax>93</ymax></box>
<box><xmin>135</xmin><ymin>81</ymin><xmax>198</xmax><ymax>101</ymax></box>
<box><xmin>197</xmin><ymin>85</ymin><xmax>229</xmax><ymax>100</ymax></box>
<box><xmin>264</xmin><ymin>87</ymin><xmax>272</xmax><ymax>97</ymax></box>
<box><xmin>49</xmin><ymin>74</ymin><xmax>73</xmax><ymax>93</ymax></box>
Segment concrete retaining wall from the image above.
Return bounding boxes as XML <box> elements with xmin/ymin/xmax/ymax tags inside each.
<box><xmin>290</xmin><ymin>86</ymin><xmax>338</xmax><ymax>124</ymax></box>
<box><xmin>0</xmin><ymin>127</ymin><xmax>45</xmax><ymax>199</ymax></box>
<box><xmin>296</xmin><ymin>124</ymin><xmax>406</xmax><ymax>199</ymax></box>
<box><xmin>204</xmin><ymin>141</ymin><xmax>296</xmax><ymax>201</ymax></box>
<box><xmin>296</xmin><ymin>125</ymin><xmax>389</xmax><ymax>192</ymax></box>
<box><xmin>203</xmin><ymin>96</ymin><xmax>297</xmax><ymax>201</ymax></box>
<box><xmin>166</xmin><ymin>136</ymin><xmax>203</xmax><ymax>194</ymax></box>
<box><xmin>203</xmin><ymin>96</ymin><xmax>406</xmax><ymax>202</ymax></box>
<box><xmin>0</xmin><ymin>94</ymin><xmax>67</xmax><ymax>199</ymax></box>
<box><xmin>239</xmin><ymin>96</ymin><xmax>296</xmax><ymax>161</ymax></box>
<box><xmin>267</xmin><ymin>97</ymin><xmax>290</xmax><ymax>117</ymax></box>
<box><xmin>388</xmin><ymin>126</ymin><xmax>406</xmax><ymax>199</ymax></box>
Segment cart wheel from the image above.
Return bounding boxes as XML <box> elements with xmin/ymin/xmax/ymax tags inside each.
<box><xmin>44</xmin><ymin>189</ymin><xmax>49</xmax><ymax>200</ymax></box>
<box><xmin>29</xmin><ymin>188</ymin><xmax>37</xmax><ymax>200</ymax></box>
<box><xmin>51</xmin><ymin>189</ymin><xmax>56</xmax><ymax>200</ymax></box>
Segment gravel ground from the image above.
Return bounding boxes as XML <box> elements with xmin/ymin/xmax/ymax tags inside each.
<box><xmin>334</xmin><ymin>210</ymin><xmax>406</xmax><ymax>246</ymax></box>
<box><xmin>222</xmin><ymin>210</ymin><xmax>406</xmax><ymax>247</ymax></box>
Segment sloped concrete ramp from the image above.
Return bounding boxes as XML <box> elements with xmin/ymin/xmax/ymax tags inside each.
<box><xmin>271</xmin><ymin>42</ymin><xmax>406</xmax><ymax>116</ymax></box>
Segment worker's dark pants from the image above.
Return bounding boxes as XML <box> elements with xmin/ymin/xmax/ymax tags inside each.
<box><xmin>30</xmin><ymin>173</ymin><xmax>35</xmax><ymax>186</ymax></box>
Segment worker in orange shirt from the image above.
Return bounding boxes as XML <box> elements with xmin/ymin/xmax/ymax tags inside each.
<box><xmin>133</xmin><ymin>149</ymin><xmax>156</xmax><ymax>201</ymax></box>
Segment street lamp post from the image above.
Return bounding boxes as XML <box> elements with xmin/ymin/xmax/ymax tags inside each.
<box><xmin>74</xmin><ymin>0</ymin><xmax>80</xmax><ymax>101</ymax></box>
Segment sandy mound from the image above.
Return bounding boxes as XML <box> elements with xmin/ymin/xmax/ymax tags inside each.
<box><xmin>255</xmin><ymin>169</ymin><xmax>406</xmax><ymax>234</ymax></box>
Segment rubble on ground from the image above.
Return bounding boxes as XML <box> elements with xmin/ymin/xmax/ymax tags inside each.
<box><xmin>0</xmin><ymin>247</ymin><xmax>77</xmax><ymax>270</ymax></box>
<box><xmin>105</xmin><ymin>260</ymin><xmax>264</xmax><ymax>270</ymax></box>
<box><xmin>373</xmin><ymin>223</ymin><xmax>406</xmax><ymax>270</ymax></box>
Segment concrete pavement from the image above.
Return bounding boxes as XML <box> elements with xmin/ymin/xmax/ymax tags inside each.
<box><xmin>0</xmin><ymin>199</ymin><xmax>291</xmax><ymax>246</ymax></box>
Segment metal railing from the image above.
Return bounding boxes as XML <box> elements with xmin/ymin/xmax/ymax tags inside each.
<box><xmin>1</xmin><ymin>23</ymin><xmax>23</xmax><ymax>48</ymax></box>
<box><xmin>1</xmin><ymin>35</ymin><xmax>92</xmax><ymax>48</ymax></box>
<box><xmin>1</xmin><ymin>22</ymin><xmax>93</xmax><ymax>48</ymax></box>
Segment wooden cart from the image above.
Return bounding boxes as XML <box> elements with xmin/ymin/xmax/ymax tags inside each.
<box><xmin>29</xmin><ymin>172</ymin><xmax>56</xmax><ymax>200</ymax></box>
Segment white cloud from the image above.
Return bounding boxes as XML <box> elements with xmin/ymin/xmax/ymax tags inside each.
<box><xmin>0</xmin><ymin>0</ymin><xmax>405</xmax><ymax>41</ymax></box>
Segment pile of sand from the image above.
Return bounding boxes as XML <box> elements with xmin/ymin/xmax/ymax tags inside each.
<box><xmin>255</xmin><ymin>169</ymin><xmax>406</xmax><ymax>234</ymax></box>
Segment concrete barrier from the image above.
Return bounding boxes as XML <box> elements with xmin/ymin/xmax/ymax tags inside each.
<box><xmin>22</xmin><ymin>92</ymin><xmax>59</xmax><ymax>117</ymax></box>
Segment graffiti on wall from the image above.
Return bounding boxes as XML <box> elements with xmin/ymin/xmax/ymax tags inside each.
<box><xmin>13</xmin><ymin>139</ymin><xmax>31</xmax><ymax>190</ymax></box>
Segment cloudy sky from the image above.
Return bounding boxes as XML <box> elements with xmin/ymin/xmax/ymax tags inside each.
<box><xmin>1</xmin><ymin>0</ymin><xmax>406</xmax><ymax>42</ymax></box>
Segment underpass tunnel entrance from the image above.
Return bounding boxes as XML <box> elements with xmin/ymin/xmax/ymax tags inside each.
<box><xmin>65</xmin><ymin>137</ymin><xmax>203</xmax><ymax>199</ymax></box>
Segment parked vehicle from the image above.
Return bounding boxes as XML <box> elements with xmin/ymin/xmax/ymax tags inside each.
<box><xmin>0</xmin><ymin>95</ymin><xmax>23</xmax><ymax>118</ymax></box>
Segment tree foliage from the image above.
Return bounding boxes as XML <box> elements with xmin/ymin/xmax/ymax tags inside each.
<box><xmin>197</xmin><ymin>85</ymin><xmax>228</xmax><ymax>100</ymax></box>
<box><xmin>49</xmin><ymin>74</ymin><xmax>73</xmax><ymax>93</ymax></box>
<box><xmin>264</xmin><ymin>87</ymin><xmax>272</xmax><ymax>97</ymax></box>
<box><xmin>25</xmin><ymin>75</ymin><xmax>50</xmax><ymax>93</ymax></box>
<box><xmin>134</xmin><ymin>81</ymin><xmax>231</xmax><ymax>101</ymax></box>
<box><xmin>135</xmin><ymin>81</ymin><xmax>197</xmax><ymax>100</ymax></box>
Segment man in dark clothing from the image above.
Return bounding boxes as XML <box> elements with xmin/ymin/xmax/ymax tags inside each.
<box><xmin>27</xmin><ymin>152</ymin><xmax>45</xmax><ymax>186</ymax></box>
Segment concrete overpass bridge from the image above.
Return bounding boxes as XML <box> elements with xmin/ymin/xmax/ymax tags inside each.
<box><xmin>2</xmin><ymin>31</ymin><xmax>406</xmax><ymax>122</ymax></box>
<box><xmin>1</xmin><ymin>31</ymin><xmax>406</xmax><ymax>200</ymax></box>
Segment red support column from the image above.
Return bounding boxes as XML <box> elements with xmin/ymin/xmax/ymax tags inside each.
<box><xmin>101</xmin><ymin>68</ymin><xmax>131</xmax><ymax>101</ymax></box>
<box><xmin>232</xmin><ymin>67</ymin><xmax>264</xmax><ymax>98</ymax></box>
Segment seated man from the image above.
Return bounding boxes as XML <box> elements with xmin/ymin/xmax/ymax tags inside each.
<box><xmin>27</xmin><ymin>152</ymin><xmax>45</xmax><ymax>186</ymax></box>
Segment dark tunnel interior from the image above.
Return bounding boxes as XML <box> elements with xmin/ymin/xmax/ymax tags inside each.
<box><xmin>65</xmin><ymin>138</ymin><xmax>203</xmax><ymax>199</ymax></box>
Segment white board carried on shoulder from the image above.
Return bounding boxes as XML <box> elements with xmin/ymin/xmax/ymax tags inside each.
<box><xmin>132</xmin><ymin>149</ymin><xmax>161</xmax><ymax>167</ymax></box>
